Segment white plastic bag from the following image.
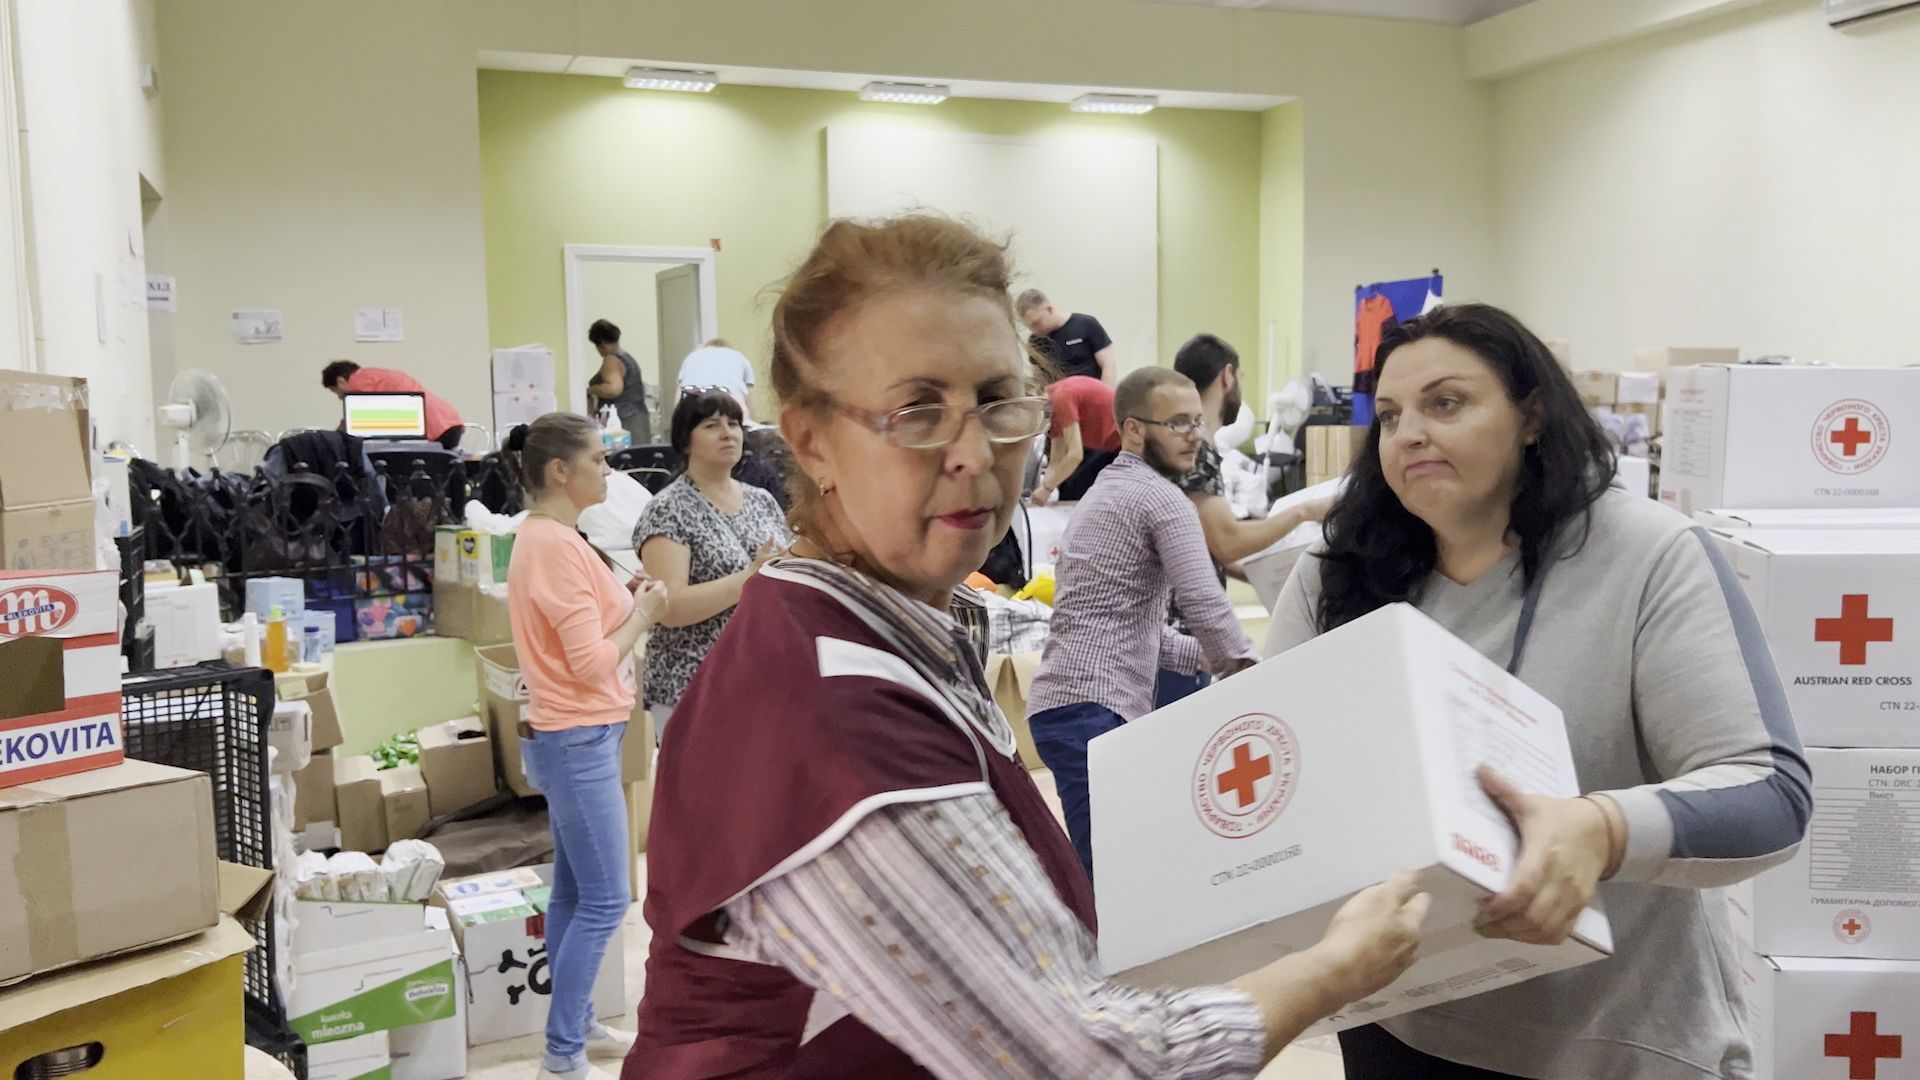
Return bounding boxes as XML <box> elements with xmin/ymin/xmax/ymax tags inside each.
<box><xmin>327</xmin><ymin>851</ymin><xmax>385</xmax><ymax>902</ymax></box>
<box><xmin>380</xmin><ymin>839</ymin><xmax>447</xmax><ymax>902</ymax></box>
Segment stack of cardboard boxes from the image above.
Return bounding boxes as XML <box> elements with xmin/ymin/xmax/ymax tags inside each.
<box><xmin>1671</xmin><ymin>364</ymin><xmax>1920</xmax><ymax>1078</ymax></box>
<box><xmin>432</xmin><ymin>524</ymin><xmax>513</xmax><ymax>645</ymax></box>
<box><xmin>492</xmin><ymin>345</ymin><xmax>557</xmax><ymax>435</ymax></box>
<box><xmin>290</xmin><ymin>896</ymin><xmax>466</xmax><ymax>1080</ymax></box>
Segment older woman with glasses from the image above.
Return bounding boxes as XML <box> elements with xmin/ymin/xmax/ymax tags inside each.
<box><xmin>627</xmin><ymin>215</ymin><xmax>1430</xmax><ymax>1080</ymax></box>
<box><xmin>632</xmin><ymin>387</ymin><xmax>789</xmax><ymax>740</ymax></box>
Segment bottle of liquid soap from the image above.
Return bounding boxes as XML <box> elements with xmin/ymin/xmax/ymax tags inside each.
<box><xmin>265</xmin><ymin>605</ymin><xmax>290</xmax><ymax>673</ymax></box>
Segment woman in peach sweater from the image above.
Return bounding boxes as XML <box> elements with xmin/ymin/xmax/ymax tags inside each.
<box><xmin>503</xmin><ymin>413</ymin><xmax>669</xmax><ymax>1080</ymax></box>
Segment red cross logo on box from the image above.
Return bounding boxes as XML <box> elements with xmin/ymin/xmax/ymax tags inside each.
<box><xmin>1812</xmin><ymin>400</ymin><xmax>1892</xmax><ymax>475</ymax></box>
<box><xmin>1816</xmin><ymin>595</ymin><xmax>1895</xmax><ymax>667</ymax></box>
<box><xmin>1827</xmin><ymin>1011</ymin><xmax>1902</xmax><ymax>1079</ymax></box>
<box><xmin>1192</xmin><ymin>713</ymin><xmax>1300</xmax><ymax>840</ymax></box>
<box><xmin>1835</xmin><ymin>909</ymin><xmax>1873</xmax><ymax>946</ymax></box>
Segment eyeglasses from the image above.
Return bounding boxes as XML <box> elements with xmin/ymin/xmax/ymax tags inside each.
<box><xmin>822</xmin><ymin>393</ymin><xmax>1053</xmax><ymax>450</ymax></box>
<box><xmin>1131</xmin><ymin>416</ymin><xmax>1207</xmax><ymax>437</ymax></box>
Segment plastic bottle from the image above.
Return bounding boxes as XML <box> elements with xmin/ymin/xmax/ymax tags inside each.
<box><xmin>302</xmin><ymin>624</ymin><xmax>322</xmax><ymax>664</ymax></box>
<box><xmin>241</xmin><ymin>612</ymin><xmax>262</xmax><ymax>667</ymax></box>
<box><xmin>265</xmin><ymin>605</ymin><xmax>289</xmax><ymax>673</ymax></box>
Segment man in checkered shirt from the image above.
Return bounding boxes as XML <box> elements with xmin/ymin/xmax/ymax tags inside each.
<box><xmin>1026</xmin><ymin>366</ymin><xmax>1259</xmax><ymax>883</ymax></box>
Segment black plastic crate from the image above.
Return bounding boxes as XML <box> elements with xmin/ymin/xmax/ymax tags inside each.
<box><xmin>119</xmin><ymin>663</ymin><xmax>287</xmax><ymax>1029</ymax></box>
<box><xmin>114</xmin><ymin>526</ymin><xmax>150</xmax><ymax>672</ymax></box>
<box><xmin>245</xmin><ymin>1017</ymin><xmax>309</xmax><ymax>1080</ymax></box>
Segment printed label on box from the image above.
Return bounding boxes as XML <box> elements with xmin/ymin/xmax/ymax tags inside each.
<box><xmin>292</xmin><ymin>957</ymin><xmax>458</xmax><ymax>1045</ymax></box>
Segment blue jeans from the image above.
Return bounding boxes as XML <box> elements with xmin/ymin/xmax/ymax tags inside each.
<box><xmin>1153</xmin><ymin>669</ymin><xmax>1210</xmax><ymax>709</ymax></box>
<box><xmin>1028</xmin><ymin>703</ymin><xmax>1126</xmax><ymax>885</ymax></box>
<box><xmin>520</xmin><ymin>722</ymin><xmax>632</xmax><ymax>1072</ymax></box>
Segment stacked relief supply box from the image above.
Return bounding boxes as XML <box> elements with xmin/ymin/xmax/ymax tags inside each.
<box><xmin>492</xmin><ymin>345</ymin><xmax>557</xmax><ymax>437</ymax></box>
<box><xmin>0</xmin><ymin>373</ymin><xmax>96</xmax><ymax>572</ymax></box>
<box><xmin>0</xmin><ymin>568</ymin><xmax>124</xmax><ymax>788</ymax></box>
<box><xmin>287</xmin><ymin>898</ymin><xmax>464</xmax><ymax>1077</ymax></box>
<box><xmin>1696</xmin><ymin>362</ymin><xmax>1920</xmax><ymax>1079</ymax></box>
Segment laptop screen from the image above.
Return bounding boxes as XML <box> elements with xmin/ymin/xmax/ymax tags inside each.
<box><xmin>342</xmin><ymin>392</ymin><xmax>427</xmax><ymax>439</ymax></box>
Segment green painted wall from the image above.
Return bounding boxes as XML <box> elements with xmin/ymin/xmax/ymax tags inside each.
<box><xmin>477</xmin><ymin>71</ymin><xmax>1278</xmax><ymax>409</ymax></box>
<box><xmin>1259</xmin><ymin>102</ymin><xmax>1307</xmax><ymax>397</ymax></box>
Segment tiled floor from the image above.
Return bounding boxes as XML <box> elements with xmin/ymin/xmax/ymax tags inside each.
<box><xmin>470</xmin><ymin>764</ymin><xmax>1344</xmax><ymax>1080</ymax></box>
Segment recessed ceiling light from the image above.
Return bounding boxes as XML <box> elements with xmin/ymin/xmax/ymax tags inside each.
<box><xmin>623</xmin><ymin>67</ymin><xmax>718</xmax><ymax>93</ymax></box>
<box><xmin>1072</xmin><ymin>93</ymin><xmax>1159</xmax><ymax>115</ymax></box>
<box><xmin>859</xmin><ymin>81</ymin><xmax>951</xmax><ymax>105</ymax></box>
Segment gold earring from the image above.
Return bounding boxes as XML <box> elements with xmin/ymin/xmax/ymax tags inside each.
<box><xmin>818</xmin><ymin>477</ymin><xmax>834</xmax><ymax>495</ymax></box>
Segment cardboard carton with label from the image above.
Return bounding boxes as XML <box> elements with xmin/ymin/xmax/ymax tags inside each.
<box><xmin>0</xmin><ymin>568</ymin><xmax>123</xmax><ymax>789</ymax></box>
<box><xmin>288</xmin><ymin>924</ymin><xmax>458</xmax><ymax>1045</ymax></box>
<box><xmin>418</xmin><ymin>716</ymin><xmax>496</xmax><ymax>818</ymax></box>
<box><xmin>1734</xmin><ymin>943</ymin><xmax>1920</xmax><ymax>1080</ymax></box>
<box><xmin>0</xmin><ymin>373</ymin><xmax>96</xmax><ymax>572</ymax></box>
<box><xmin>1660</xmin><ymin>366</ymin><xmax>1920</xmax><ymax>513</ymax></box>
<box><xmin>474</xmin><ymin>643</ymin><xmax>651</xmax><ymax>796</ymax></box>
<box><xmin>1699</xmin><ymin>507</ymin><xmax>1920</xmax><ymax>531</ymax></box>
<box><xmin>1089</xmin><ymin>604</ymin><xmax>1611</xmax><ymax>1035</ymax></box>
<box><xmin>1714</xmin><ymin>530</ymin><xmax>1920</xmax><ymax>748</ymax></box>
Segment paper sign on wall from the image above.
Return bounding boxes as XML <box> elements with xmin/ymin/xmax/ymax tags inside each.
<box><xmin>147</xmin><ymin>275</ymin><xmax>176</xmax><ymax>312</ymax></box>
<box><xmin>355</xmin><ymin>308</ymin><xmax>405</xmax><ymax>343</ymax></box>
<box><xmin>233</xmin><ymin>309</ymin><xmax>282</xmax><ymax>344</ymax></box>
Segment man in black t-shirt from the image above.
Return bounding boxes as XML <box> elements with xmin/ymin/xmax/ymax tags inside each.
<box><xmin>1017</xmin><ymin>289</ymin><xmax>1117</xmax><ymax>383</ymax></box>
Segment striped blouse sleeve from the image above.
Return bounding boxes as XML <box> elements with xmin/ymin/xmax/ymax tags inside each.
<box><xmin>720</xmin><ymin>792</ymin><xmax>1267</xmax><ymax>1079</ymax></box>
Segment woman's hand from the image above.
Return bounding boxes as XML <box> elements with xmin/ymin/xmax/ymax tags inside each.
<box><xmin>1314</xmin><ymin>871</ymin><xmax>1430</xmax><ymax>1003</ymax></box>
<box><xmin>749</xmin><ymin>538</ymin><xmax>781</xmax><ymax>575</ymax></box>
<box><xmin>1475</xmin><ymin>766</ymin><xmax>1617</xmax><ymax>945</ymax></box>
<box><xmin>631</xmin><ymin>577</ymin><xmax>670</xmax><ymax>627</ymax></box>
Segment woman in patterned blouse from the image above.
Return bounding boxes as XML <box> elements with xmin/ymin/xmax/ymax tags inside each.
<box><xmin>627</xmin><ymin>214</ymin><xmax>1430</xmax><ymax>1080</ymax></box>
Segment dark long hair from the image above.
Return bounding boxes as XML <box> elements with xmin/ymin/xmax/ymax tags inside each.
<box><xmin>1313</xmin><ymin>303</ymin><xmax>1615</xmax><ymax>632</ymax></box>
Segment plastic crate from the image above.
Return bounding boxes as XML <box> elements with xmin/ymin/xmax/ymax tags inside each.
<box><xmin>114</xmin><ymin>526</ymin><xmax>150</xmax><ymax>672</ymax></box>
<box><xmin>245</xmin><ymin>1018</ymin><xmax>309</xmax><ymax>1080</ymax></box>
<box><xmin>119</xmin><ymin>663</ymin><xmax>289</xmax><ymax>1031</ymax></box>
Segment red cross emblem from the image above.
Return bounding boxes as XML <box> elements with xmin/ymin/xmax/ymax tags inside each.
<box><xmin>1216</xmin><ymin>742</ymin><xmax>1273</xmax><ymax>809</ymax></box>
<box><xmin>1831</xmin><ymin>416</ymin><xmax>1875</xmax><ymax>457</ymax></box>
<box><xmin>1816</xmin><ymin>595</ymin><xmax>1895</xmax><ymax>666</ymax></box>
<box><xmin>1812</xmin><ymin>400</ymin><xmax>1892</xmax><ymax>475</ymax></box>
<box><xmin>1827</xmin><ymin>1011</ymin><xmax>1902</xmax><ymax>1079</ymax></box>
<box><xmin>1835</xmin><ymin>909</ymin><xmax>1873</xmax><ymax>945</ymax></box>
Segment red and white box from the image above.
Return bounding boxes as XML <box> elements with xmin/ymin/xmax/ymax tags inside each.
<box><xmin>1660</xmin><ymin>365</ymin><xmax>1920</xmax><ymax>514</ymax></box>
<box><xmin>1089</xmin><ymin>603</ymin><xmax>1610</xmax><ymax>1035</ymax></box>
<box><xmin>0</xmin><ymin>568</ymin><xmax>124</xmax><ymax>788</ymax></box>
<box><xmin>1737</xmin><ymin>947</ymin><xmax>1920</xmax><ymax>1080</ymax></box>
<box><xmin>1714</xmin><ymin>530</ymin><xmax>1920</xmax><ymax>748</ymax></box>
<box><xmin>1738</xmin><ymin>747</ymin><xmax>1920</xmax><ymax>962</ymax></box>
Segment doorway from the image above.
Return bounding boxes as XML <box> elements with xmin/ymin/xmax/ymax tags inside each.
<box><xmin>562</xmin><ymin>245</ymin><xmax>717</xmax><ymax>427</ymax></box>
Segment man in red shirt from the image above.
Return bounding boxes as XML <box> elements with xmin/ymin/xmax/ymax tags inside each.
<box><xmin>1031</xmin><ymin>375</ymin><xmax>1122</xmax><ymax>507</ymax></box>
<box><xmin>322</xmin><ymin>360</ymin><xmax>465</xmax><ymax>449</ymax></box>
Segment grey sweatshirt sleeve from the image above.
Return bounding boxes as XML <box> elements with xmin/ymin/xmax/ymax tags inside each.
<box><xmin>1601</xmin><ymin>526</ymin><xmax>1814</xmax><ymax>888</ymax></box>
<box><xmin>1261</xmin><ymin>549</ymin><xmax>1325</xmax><ymax>658</ymax></box>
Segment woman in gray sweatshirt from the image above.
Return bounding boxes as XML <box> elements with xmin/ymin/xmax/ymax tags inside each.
<box><xmin>1265</xmin><ymin>304</ymin><xmax>1811</xmax><ymax>1080</ymax></box>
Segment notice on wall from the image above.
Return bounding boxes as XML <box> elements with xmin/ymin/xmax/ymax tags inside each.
<box><xmin>355</xmin><ymin>307</ymin><xmax>405</xmax><ymax>343</ymax></box>
<box><xmin>147</xmin><ymin>274</ymin><xmax>176</xmax><ymax>312</ymax></box>
<box><xmin>232</xmin><ymin>309</ymin><xmax>282</xmax><ymax>345</ymax></box>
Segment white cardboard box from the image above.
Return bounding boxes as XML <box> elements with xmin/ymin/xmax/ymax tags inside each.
<box><xmin>493</xmin><ymin>392</ymin><xmax>556</xmax><ymax>434</ymax></box>
<box><xmin>1240</xmin><ymin>478</ymin><xmax>1343</xmax><ymax>613</ymax></box>
<box><xmin>288</xmin><ymin>925</ymin><xmax>458</xmax><ymax>1045</ymax></box>
<box><xmin>1747</xmin><ymin>747</ymin><xmax>1920</xmax><ymax>961</ymax></box>
<box><xmin>390</xmin><ymin>908</ymin><xmax>468</xmax><ymax>1080</ymax></box>
<box><xmin>293</xmin><ymin>899</ymin><xmax>429</xmax><ymax>957</ymax></box>
<box><xmin>307</xmin><ymin>1030</ymin><xmax>390</xmax><ymax>1080</ymax></box>
<box><xmin>1714</xmin><ymin>529</ymin><xmax>1920</xmax><ymax>747</ymax></box>
<box><xmin>1660</xmin><ymin>365</ymin><xmax>1920</xmax><ymax>514</ymax></box>
<box><xmin>1088</xmin><ymin>603</ymin><xmax>1611</xmax><ymax>1034</ymax></box>
<box><xmin>1616</xmin><ymin>455</ymin><xmax>1652</xmax><ymax>500</ymax></box>
<box><xmin>433</xmin><ymin>865</ymin><xmax>623</xmax><ymax>1046</ymax></box>
<box><xmin>1737</xmin><ymin>949</ymin><xmax>1920</xmax><ymax>1080</ymax></box>
<box><xmin>1615</xmin><ymin>370</ymin><xmax>1662</xmax><ymax>406</ymax></box>
<box><xmin>0</xmin><ymin>567</ymin><xmax>124</xmax><ymax>787</ymax></box>
<box><xmin>1699</xmin><ymin>507</ymin><xmax>1920</xmax><ymax>531</ymax></box>
<box><xmin>147</xmin><ymin>580</ymin><xmax>223</xmax><ymax>669</ymax></box>
<box><xmin>491</xmin><ymin>345</ymin><xmax>555</xmax><ymax>395</ymax></box>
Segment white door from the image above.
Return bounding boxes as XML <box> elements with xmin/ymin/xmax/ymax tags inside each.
<box><xmin>655</xmin><ymin>264</ymin><xmax>701</xmax><ymax>403</ymax></box>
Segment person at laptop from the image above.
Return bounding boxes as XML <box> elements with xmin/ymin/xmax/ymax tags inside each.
<box><xmin>322</xmin><ymin>360</ymin><xmax>465</xmax><ymax>450</ymax></box>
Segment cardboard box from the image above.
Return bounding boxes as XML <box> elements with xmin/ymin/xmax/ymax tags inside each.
<box><xmin>287</xmin><ymin>925</ymin><xmax>458</xmax><ymax>1045</ymax></box>
<box><xmin>432</xmin><ymin>526</ymin><xmax>462</xmax><ymax>586</ymax></box>
<box><xmin>984</xmin><ymin>653</ymin><xmax>1044</xmax><ymax>770</ymax></box>
<box><xmin>0</xmin><ymin>759</ymin><xmax>219</xmax><ymax>983</ymax></box>
<box><xmin>432</xmin><ymin>866</ymin><xmax>623</xmax><ymax>1046</ymax></box>
<box><xmin>308</xmin><ymin>1031</ymin><xmax>391</xmax><ymax>1080</ymax></box>
<box><xmin>1737</xmin><ymin>950</ymin><xmax>1920</xmax><ymax>1080</ymax></box>
<box><xmin>0</xmin><ymin>917</ymin><xmax>255</xmax><ymax>1080</ymax></box>
<box><xmin>493</xmin><ymin>393</ymin><xmax>556</xmax><ymax>433</ymax></box>
<box><xmin>1240</xmin><ymin>479</ymin><xmax>1342</xmax><ymax>613</ymax></box>
<box><xmin>293</xmin><ymin>900</ymin><xmax>429</xmax><ymax>957</ymax></box>
<box><xmin>271</xmin><ymin>699</ymin><xmax>314</xmax><ymax>775</ymax></box>
<box><xmin>1659</xmin><ymin>366</ymin><xmax>1920</xmax><ymax>514</ymax></box>
<box><xmin>1714</xmin><ymin>530</ymin><xmax>1920</xmax><ymax>747</ymax></box>
<box><xmin>336</xmin><ymin>754</ymin><xmax>389</xmax><ymax>853</ymax></box>
<box><xmin>1746</xmin><ymin>747</ymin><xmax>1920</xmax><ymax>961</ymax></box>
<box><xmin>1616</xmin><ymin>455</ymin><xmax>1653</xmax><ymax>500</ymax></box>
<box><xmin>1088</xmin><ymin>603</ymin><xmax>1611</xmax><ymax>1033</ymax></box>
<box><xmin>430</xmin><ymin>581</ymin><xmax>511</xmax><ymax>645</ymax></box>
<box><xmin>1698</xmin><ymin>507</ymin><xmax>1920</xmax><ymax>531</ymax></box>
<box><xmin>246</xmin><ymin>576</ymin><xmax>307</xmax><ymax>621</ymax></box>
<box><xmin>418</xmin><ymin>717</ymin><xmax>496</xmax><ymax>818</ymax></box>
<box><xmin>389</xmin><ymin>912</ymin><xmax>467</xmax><ymax>1080</ymax></box>
<box><xmin>474</xmin><ymin>643</ymin><xmax>651</xmax><ymax>797</ymax></box>
<box><xmin>1632</xmin><ymin>346</ymin><xmax>1739</xmax><ymax>374</ymax></box>
<box><xmin>457</xmin><ymin>531</ymin><xmax>514</xmax><ymax>587</ymax></box>
<box><xmin>295</xmin><ymin>749</ymin><xmax>338</xmax><ymax>831</ymax></box>
<box><xmin>279</xmin><ymin>670</ymin><xmax>347</xmax><ymax>752</ymax></box>
<box><xmin>1614</xmin><ymin>370</ymin><xmax>1662</xmax><ymax>406</ymax></box>
<box><xmin>491</xmin><ymin>345</ymin><xmax>556</xmax><ymax>395</ymax></box>
<box><xmin>1571</xmin><ymin>370</ymin><xmax>1619</xmax><ymax>407</ymax></box>
<box><xmin>1304</xmin><ymin>425</ymin><xmax>1366</xmax><ymax>488</ymax></box>
<box><xmin>148</xmin><ymin>581</ymin><xmax>225</xmax><ymax>669</ymax></box>
<box><xmin>382</xmin><ymin>765</ymin><xmax>431</xmax><ymax>846</ymax></box>
<box><xmin>0</xmin><ymin>373</ymin><xmax>95</xmax><ymax>573</ymax></box>
<box><xmin>0</xmin><ymin>568</ymin><xmax>124</xmax><ymax>788</ymax></box>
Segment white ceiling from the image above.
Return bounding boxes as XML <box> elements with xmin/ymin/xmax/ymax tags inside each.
<box><xmin>1124</xmin><ymin>0</ymin><xmax>1534</xmax><ymax>25</ymax></box>
<box><xmin>479</xmin><ymin>52</ymin><xmax>1294</xmax><ymax>112</ymax></box>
